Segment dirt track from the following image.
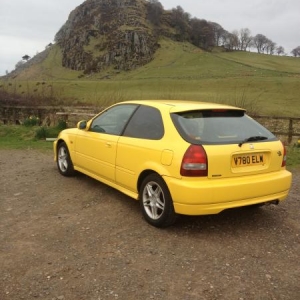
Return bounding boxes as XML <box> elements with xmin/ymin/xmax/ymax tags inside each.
<box><xmin>0</xmin><ymin>149</ymin><xmax>299</xmax><ymax>300</ymax></box>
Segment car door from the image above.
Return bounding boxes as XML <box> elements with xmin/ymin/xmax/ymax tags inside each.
<box><xmin>75</xmin><ymin>104</ymin><xmax>138</xmax><ymax>182</ymax></box>
<box><xmin>116</xmin><ymin>105</ymin><xmax>165</xmax><ymax>192</ymax></box>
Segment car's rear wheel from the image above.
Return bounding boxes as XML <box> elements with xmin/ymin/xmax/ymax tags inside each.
<box><xmin>140</xmin><ymin>174</ymin><xmax>176</xmax><ymax>228</ymax></box>
<box><xmin>57</xmin><ymin>142</ymin><xmax>75</xmax><ymax>176</ymax></box>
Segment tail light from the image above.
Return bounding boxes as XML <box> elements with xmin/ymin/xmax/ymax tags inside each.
<box><xmin>281</xmin><ymin>141</ymin><xmax>287</xmax><ymax>167</ymax></box>
<box><xmin>180</xmin><ymin>145</ymin><xmax>208</xmax><ymax>177</ymax></box>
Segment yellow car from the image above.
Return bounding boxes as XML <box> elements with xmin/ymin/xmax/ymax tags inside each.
<box><xmin>54</xmin><ymin>100</ymin><xmax>292</xmax><ymax>227</ymax></box>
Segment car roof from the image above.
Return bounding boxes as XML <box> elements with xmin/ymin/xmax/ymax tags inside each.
<box><xmin>121</xmin><ymin>100</ymin><xmax>245</xmax><ymax>113</ymax></box>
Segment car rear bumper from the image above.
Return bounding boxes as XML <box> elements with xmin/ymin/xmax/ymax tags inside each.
<box><xmin>164</xmin><ymin>170</ymin><xmax>292</xmax><ymax>215</ymax></box>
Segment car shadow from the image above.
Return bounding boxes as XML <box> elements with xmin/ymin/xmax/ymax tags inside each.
<box><xmin>64</xmin><ymin>172</ymin><xmax>287</xmax><ymax>234</ymax></box>
<box><xmin>169</xmin><ymin>204</ymin><xmax>286</xmax><ymax>235</ymax></box>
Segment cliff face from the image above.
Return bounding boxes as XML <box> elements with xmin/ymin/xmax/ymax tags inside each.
<box><xmin>55</xmin><ymin>0</ymin><xmax>165</xmax><ymax>73</ymax></box>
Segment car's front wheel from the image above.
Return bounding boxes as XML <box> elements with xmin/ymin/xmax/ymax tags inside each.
<box><xmin>140</xmin><ymin>174</ymin><xmax>176</xmax><ymax>228</ymax></box>
<box><xmin>57</xmin><ymin>142</ymin><xmax>75</xmax><ymax>176</ymax></box>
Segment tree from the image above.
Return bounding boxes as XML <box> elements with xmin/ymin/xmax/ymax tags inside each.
<box><xmin>22</xmin><ymin>54</ymin><xmax>31</xmax><ymax>61</ymax></box>
<box><xmin>291</xmin><ymin>46</ymin><xmax>300</xmax><ymax>57</ymax></box>
<box><xmin>253</xmin><ymin>34</ymin><xmax>268</xmax><ymax>53</ymax></box>
<box><xmin>260</xmin><ymin>38</ymin><xmax>276</xmax><ymax>55</ymax></box>
<box><xmin>190</xmin><ymin>18</ymin><xmax>215</xmax><ymax>50</ymax></box>
<box><xmin>220</xmin><ymin>31</ymin><xmax>237</xmax><ymax>51</ymax></box>
<box><xmin>209</xmin><ymin>22</ymin><xmax>225</xmax><ymax>46</ymax></box>
<box><xmin>146</xmin><ymin>0</ymin><xmax>163</xmax><ymax>26</ymax></box>
<box><xmin>239</xmin><ymin>28</ymin><xmax>252</xmax><ymax>51</ymax></box>
<box><xmin>276</xmin><ymin>46</ymin><xmax>285</xmax><ymax>56</ymax></box>
<box><xmin>171</xmin><ymin>6</ymin><xmax>191</xmax><ymax>41</ymax></box>
<box><xmin>15</xmin><ymin>60</ymin><xmax>25</xmax><ymax>69</ymax></box>
<box><xmin>228</xmin><ymin>30</ymin><xmax>239</xmax><ymax>50</ymax></box>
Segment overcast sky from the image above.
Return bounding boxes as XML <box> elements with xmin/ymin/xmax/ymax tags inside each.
<box><xmin>1</xmin><ymin>0</ymin><xmax>299</xmax><ymax>76</ymax></box>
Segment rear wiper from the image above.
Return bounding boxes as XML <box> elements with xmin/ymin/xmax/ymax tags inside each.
<box><xmin>238</xmin><ymin>136</ymin><xmax>268</xmax><ymax>147</ymax></box>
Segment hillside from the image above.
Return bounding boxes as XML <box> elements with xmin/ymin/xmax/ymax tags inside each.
<box><xmin>1</xmin><ymin>38</ymin><xmax>300</xmax><ymax>116</ymax></box>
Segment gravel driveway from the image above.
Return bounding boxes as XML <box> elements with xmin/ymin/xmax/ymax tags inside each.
<box><xmin>0</xmin><ymin>149</ymin><xmax>299</xmax><ymax>300</ymax></box>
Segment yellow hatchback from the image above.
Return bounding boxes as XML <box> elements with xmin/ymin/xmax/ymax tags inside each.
<box><xmin>54</xmin><ymin>100</ymin><xmax>292</xmax><ymax>227</ymax></box>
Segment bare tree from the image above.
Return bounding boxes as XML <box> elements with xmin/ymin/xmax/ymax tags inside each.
<box><xmin>291</xmin><ymin>46</ymin><xmax>300</xmax><ymax>57</ymax></box>
<box><xmin>276</xmin><ymin>46</ymin><xmax>285</xmax><ymax>56</ymax></box>
<box><xmin>230</xmin><ymin>30</ymin><xmax>239</xmax><ymax>50</ymax></box>
<box><xmin>265</xmin><ymin>40</ymin><xmax>276</xmax><ymax>55</ymax></box>
<box><xmin>209</xmin><ymin>22</ymin><xmax>225</xmax><ymax>46</ymax></box>
<box><xmin>239</xmin><ymin>28</ymin><xmax>252</xmax><ymax>51</ymax></box>
<box><xmin>253</xmin><ymin>34</ymin><xmax>268</xmax><ymax>53</ymax></box>
<box><xmin>220</xmin><ymin>31</ymin><xmax>238</xmax><ymax>51</ymax></box>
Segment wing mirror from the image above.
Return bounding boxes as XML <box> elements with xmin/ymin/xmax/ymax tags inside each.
<box><xmin>77</xmin><ymin>120</ymin><xmax>87</xmax><ymax>130</ymax></box>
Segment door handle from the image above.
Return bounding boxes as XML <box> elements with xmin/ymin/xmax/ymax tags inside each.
<box><xmin>105</xmin><ymin>142</ymin><xmax>112</xmax><ymax>148</ymax></box>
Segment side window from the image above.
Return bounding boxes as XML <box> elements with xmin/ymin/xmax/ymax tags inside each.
<box><xmin>90</xmin><ymin>104</ymin><xmax>137</xmax><ymax>135</ymax></box>
<box><xmin>123</xmin><ymin>105</ymin><xmax>164</xmax><ymax>140</ymax></box>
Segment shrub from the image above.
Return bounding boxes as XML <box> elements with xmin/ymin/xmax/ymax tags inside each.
<box><xmin>56</xmin><ymin>119</ymin><xmax>67</xmax><ymax>130</ymax></box>
<box><xmin>35</xmin><ymin>126</ymin><xmax>48</xmax><ymax>139</ymax></box>
<box><xmin>23</xmin><ymin>116</ymin><xmax>40</xmax><ymax>126</ymax></box>
<box><xmin>34</xmin><ymin>121</ymin><xmax>67</xmax><ymax>140</ymax></box>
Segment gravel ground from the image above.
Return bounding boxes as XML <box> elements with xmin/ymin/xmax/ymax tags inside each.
<box><xmin>0</xmin><ymin>149</ymin><xmax>299</xmax><ymax>300</ymax></box>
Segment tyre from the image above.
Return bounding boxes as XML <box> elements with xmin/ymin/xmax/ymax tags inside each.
<box><xmin>57</xmin><ymin>142</ymin><xmax>75</xmax><ymax>176</ymax></box>
<box><xmin>140</xmin><ymin>174</ymin><xmax>176</xmax><ymax>228</ymax></box>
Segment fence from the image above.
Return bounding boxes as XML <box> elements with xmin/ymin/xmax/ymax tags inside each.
<box><xmin>252</xmin><ymin>115</ymin><xmax>300</xmax><ymax>144</ymax></box>
<box><xmin>0</xmin><ymin>105</ymin><xmax>299</xmax><ymax>144</ymax></box>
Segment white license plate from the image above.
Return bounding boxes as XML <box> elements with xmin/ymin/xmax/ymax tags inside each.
<box><xmin>232</xmin><ymin>154</ymin><xmax>265</xmax><ymax>167</ymax></box>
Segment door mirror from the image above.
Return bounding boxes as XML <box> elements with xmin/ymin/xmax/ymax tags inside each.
<box><xmin>77</xmin><ymin>120</ymin><xmax>87</xmax><ymax>130</ymax></box>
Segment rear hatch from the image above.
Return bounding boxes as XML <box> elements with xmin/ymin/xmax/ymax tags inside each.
<box><xmin>171</xmin><ymin>108</ymin><xmax>285</xmax><ymax>179</ymax></box>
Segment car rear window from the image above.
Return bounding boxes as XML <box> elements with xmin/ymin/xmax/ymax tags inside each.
<box><xmin>171</xmin><ymin>109</ymin><xmax>277</xmax><ymax>145</ymax></box>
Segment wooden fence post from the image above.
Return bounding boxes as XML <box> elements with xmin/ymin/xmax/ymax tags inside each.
<box><xmin>288</xmin><ymin>119</ymin><xmax>293</xmax><ymax>144</ymax></box>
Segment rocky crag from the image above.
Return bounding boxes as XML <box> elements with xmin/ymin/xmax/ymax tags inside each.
<box><xmin>55</xmin><ymin>0</ymin><xmax>171</xmax><ymax>73</ymax></box>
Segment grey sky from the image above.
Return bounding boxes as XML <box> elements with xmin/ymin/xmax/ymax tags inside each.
<box><xmin>1</xmin><ymin>0</ymin><xmax>299</xmax><ymax>76</ymax></box>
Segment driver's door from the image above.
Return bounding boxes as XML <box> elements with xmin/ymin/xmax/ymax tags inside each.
<box><xmin>75</xmin><ymin>104</ymin><xmax>138</xmax><ymax>182</ymax></box>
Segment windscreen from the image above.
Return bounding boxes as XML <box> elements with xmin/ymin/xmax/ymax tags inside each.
<box><xmin>171</xmin><ymin>109</ymin><xmax>277</xmax><ymax>145</ymax></box>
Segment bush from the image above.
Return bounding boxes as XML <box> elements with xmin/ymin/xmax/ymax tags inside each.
<box><xmin>23</xmin><ymin>116</ymin><xmax>40</xmax><ymax>126</ymax></box>
<box><xmin>35</xmin><ymin>126</ymin><xmax>48</xmax><ymax>139</ymax></box>
<box><xmin>34</xmin><ymin>121</ymin><xmax>67</xmax><ymax>140</ymax></box>
<box><xmin>56</xmin><ymin>119</ymin><xmax>67</xmax><ymax>130</ymax></box>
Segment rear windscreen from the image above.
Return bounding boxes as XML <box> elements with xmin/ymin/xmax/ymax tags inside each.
<box><xmin>171</xmin><ymin>110</ymin><xmax>276</xmax><ymax>145</ymax></box>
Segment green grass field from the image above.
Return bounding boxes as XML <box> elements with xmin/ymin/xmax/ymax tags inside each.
<box><xmin>1</xmin><ymin>38</ymin><xmax>300</xmax><ymax>116</ymax></box>
<box><xmin>0</xmin><ymin>125</ymin><xmax>53</xmax><ymax>150</ymax></box>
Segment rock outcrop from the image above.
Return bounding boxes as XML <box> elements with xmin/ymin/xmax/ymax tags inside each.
<box><xmin>55</xmin><ymin>0</ymin><xmax>163</xmax><ymax>73</ymax></box>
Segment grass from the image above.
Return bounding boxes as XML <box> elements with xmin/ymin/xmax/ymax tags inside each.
<box><xmin>215</xmin><ymin>51</ymin><xmax>300</xmax><ymax>73</ymax></box>
<box><xmin>287</xmin><ymin>144</ymin><xmax>300</xmax><ymax>169</ymax></box>
<box><xmin>0</xmin><ymin>125</ymin><xmax>57</xmax><ymax>150</ymax></box>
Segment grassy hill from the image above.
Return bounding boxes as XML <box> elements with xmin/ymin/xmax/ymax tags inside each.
<box><xmin>1</xmin><ymin>38</ymin><xmax>300</xmax><ymax>116</ymax></box>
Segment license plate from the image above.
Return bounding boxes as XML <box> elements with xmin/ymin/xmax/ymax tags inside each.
<box><xmin>232</xmin><ymin>153</ymin><xmax>265</xmax><ymax>167</ymax></box>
